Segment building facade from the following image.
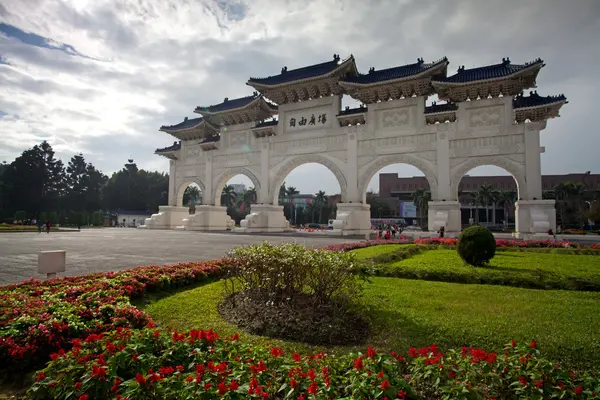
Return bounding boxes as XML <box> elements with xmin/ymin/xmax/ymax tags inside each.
<box><xmin>145</xmin><ymin>54</ymin><xmax>567</xmax><ymax>237</ymax></box>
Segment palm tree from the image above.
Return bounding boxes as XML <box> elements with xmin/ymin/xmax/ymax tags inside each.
<box><xmin>473</xmin><ymin>184</ymin><xmax>499</xmax><ymax>225</ymax></box>
<box><xmin>411</xmin><ymin>189</ymin><xmax>430</xmax><ymax>228</ymax></box>
<box><xmin>314</xmin><ymin>190</ymin><xmax>327</xmax><ymax>224</ymax></box>
<box><xmin>220</xmin><ymin>184</ymin><xmax>237</xmax><ymax>209</ymax></box>
<box><xmin>237</xmin><ymin>187</ymin><xmax>256</xmax><ymax>214</ymax></box>
<box><xmin>183</xmin><ymin>185</ymin><xmax>201</xmax><ymax>207</ymax></box>
<box><xmin>285</xmin><ymin>186</ymin><xmax>299</xmax><ymax>223</ymax></box>
<box><xmin>570</xmin><ymin>182</ymin><xmax>587</xmax><ymax>227</ymax></box>
<box><xmin>306</xmin><ymin>201</ymin><xmax>318</xmax><ymax>223</ymax></box>
<box><xmin>496</xmin><ymin>190</ymin><xmax>515</xmax><ymax>225</ymax></box>
<box><xmin>278</xmin><ymin>183</ymin><xmax>287</xmax><ymax>205</ymax></box>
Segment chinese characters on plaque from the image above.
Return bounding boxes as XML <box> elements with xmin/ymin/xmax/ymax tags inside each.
<box><xmin>289</xmin><ymin>113</ymin><xmax>327</xmax><ymax>128</ymax></box>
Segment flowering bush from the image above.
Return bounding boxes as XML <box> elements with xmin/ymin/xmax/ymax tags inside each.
<box><xmin>323</xmin><ymin>238</ymin><xmax>410</xmax><ymax>252</ymax></box>
<box><xmin>28</xmin><ymin>328</ymin><xmax>600</xmax><ymax>400</ymax></box>
<box><xmin>0</xmin><ymin>260</ymin><xmax>226</xmax><ymax>378</ymax></box>
<box><xmin>414</xmin><ymin>237</ymin><xmax>585</xmax><ymax>249</ymax></box>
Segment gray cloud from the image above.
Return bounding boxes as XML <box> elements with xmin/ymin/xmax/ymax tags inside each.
<box><xmin>0</xmin><ymin>0</ymin><xmax>599</xmax><ymax>194</ymax></box>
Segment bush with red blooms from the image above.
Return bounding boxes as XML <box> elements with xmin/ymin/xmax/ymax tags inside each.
<box><xmin>28</xmin><ymin>329</ymin><xmax>600</xmax><ymax>400</ymax></box>
<box><xmin>323</xmin><ymin>239</ymin><xmax>410</xmax><ymax>252</ymax></box>
<box><xmin>0</xmin><ymin>260</ymin><xmax>226</xmax><ymax>378</ymax></box>
<box><xmin>414</xmin><ymin>237</ymin><xmax>588</xmax><ymax>248</ymax></box>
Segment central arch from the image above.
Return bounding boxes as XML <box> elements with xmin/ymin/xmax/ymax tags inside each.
<box><xmin>176</xmin><ymin>178</ymin><xmax>206</xmax><ymax>207</ymax></box>
<box><xmin>212</xmin><ymin>167</ymin><xmax>262</xmax><ymax>206</ymax></box>
<box><xmin>450</xmin><ymin>156</ymin><xmax>527</xmax><ymax>201</ymax></box>
<box><xmin>269</xmin><ymin>154</ymin><xmax>347</xmax><ymax>205</ymax></box>
<box><xmin>358</xmin><ymin>154</ymin><xmax>438</xmax><ymax>202</ymax></box>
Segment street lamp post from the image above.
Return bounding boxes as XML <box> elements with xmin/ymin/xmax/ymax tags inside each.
<box><xmin>585</xmin><ymin>200</ymin><xmax>597</xmax><ymax>230</ymax></box>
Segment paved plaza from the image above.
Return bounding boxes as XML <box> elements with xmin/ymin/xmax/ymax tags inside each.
<box><xmin>0</xmin><ymin>228</ymin><xmax>354</xmax><ymax>285</ymax></box>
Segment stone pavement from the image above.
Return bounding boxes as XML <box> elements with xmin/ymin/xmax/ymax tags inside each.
<box><xmin>0</xmin><ymin>228</ymin><xmax>354</xmax><ymax>286</ymax></box>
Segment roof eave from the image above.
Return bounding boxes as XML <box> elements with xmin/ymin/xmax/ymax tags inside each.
<box><xmin>514</xmin><ymin>99</ymin><xmax>567</xmax><ymax>111</ymax></box>
<box><xmin>339</xmin><ymin>59</ymin><xmax>449</xmax><ymax>88</ymax></box>
<box><xmin>247</xmin><ymin>56</ymin><xmax>357</xmax><ymax>89</ymax></box>
<box><xmin>159</xmin><ymin>121</ymin><xmax>205</xmax><ymax>133</ymax></box>
<box><xmin>432</xmin><ymin>61</ymin><xmax>545</xmax><ymax>87</ymax></box>
<box><xmin>194</xmin><ymin>97</ymin><xmax>262</xmax><ymax>116</ymax></box>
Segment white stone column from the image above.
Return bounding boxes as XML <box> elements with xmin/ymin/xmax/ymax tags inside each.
<box><xmin>259</xmin><ymin>142</ymin><xmax>270</xmax><ymax>204</ymax></box>
<box><xmin>204</xmin><ymin>153</ymin><xmax>213</xmax><ymax>205</ymax></box>
<box><xmin>168</xmin><ymin>160</ymin><xmax>176</xmax><ymax>206</ymax></box>
<box><xmin>524</xmin><ymin>128</ymin><xmax>543</xmax><ymax>200</ymax></box>
<box><xmin>345</xmin><ymin>127</ymin><xmax>359</xmax><ymax>202</ymax></box>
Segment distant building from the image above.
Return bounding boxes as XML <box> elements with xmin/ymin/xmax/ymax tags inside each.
<box><xmin>379</xmin><ymin>172</ymin><xmax>600</xmax><ymax>225</ymax></box>
<box><xmin>230</xmin><ymin>183</ymin><xmax>247</xmax><ymax>195</ymax></box>
<box><xmin>115</xmin><ymin>210</ymin><xmax>153</xmax><ymax>227</ymax></box>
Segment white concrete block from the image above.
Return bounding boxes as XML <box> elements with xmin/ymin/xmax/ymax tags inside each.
<box><xmin>38</xmin><ymin>250</ymin><xmax>66</xmax><ymax>275</ymax></box>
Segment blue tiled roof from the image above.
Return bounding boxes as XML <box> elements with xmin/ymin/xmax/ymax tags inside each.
<box><xmin>434</xmin><ymin>58</ymin><xmax>544</xmax><ymax>84</ymax></box>
<box><xmin>337</xmin><ymin>105</ymin><xmax>368</xmax><ymax>116</ymax></box>
<box><xmin>248</xmin><ymin>54</ymin><xmax>354</xmax><ymax>86</ymax></box>
<box><xmin>195</xmin><ymin>94</ymin><xmax>277</xmax><ymax>114</ymax></box>
<box><xmin>160</xmin><ymin>117</ymin><xmax>203</xmax><ymax>131</ymax></box>
<box><xmin>513</xmin><ymin>91</ymin><xmax>567</xmax><ymax>109</ymax></box>
<box><xmin>255</xmin><ymin>120</ymin><xmax>278</xmax><ymax>128</ymax></box>
<box><xmin>155</xmin><ymin>141</ymin><xmax>181</xmax><ymax>153</ymax></box>
<box><xmin>342</xmin><ymin>57</ymin><xmax>447</xmax><ymax>84</ymax></box>
<box><xmin>425</xmin><ymin>102</ymin><xmax>457</xmax><ymax>114</ymax></box>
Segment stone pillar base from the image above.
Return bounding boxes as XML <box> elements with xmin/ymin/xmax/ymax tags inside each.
<box><xmin>515</xmin><ymin>200</ymin><xmax>556</xmax><ymax>237</ymax></box>
<box><xmin>428</xmin><ymin>201</ymin><xmax>461</xmax><ymax>235</ymax></box>
<box><xmin>143</xmin><ymin>206</ymin><xmax>190</xmax><ymax>229</ymax></box>
<box><xmin>181</xmin><ymin>205</ymin><xmax>234</xmax><ymax>231</ymax></box>
<box><xmin>330</xmin><ymin>203</ymin><xmax>371</xmax><ymax>236</ymax></box>
<box><xmin>235</xmin><ymin>204</ymin><xmax>289</xmax><ymax>233</ymax></box>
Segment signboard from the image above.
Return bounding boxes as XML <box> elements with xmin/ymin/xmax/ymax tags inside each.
<box><xmin>399</xmin><ymin>201</ymin><xmax>417</xmax><ymax>218</ymax></box>
<box><xmin>285</xmin><ymin>106</ymin><xmax>332</xmax><ymax>132</ymax></box>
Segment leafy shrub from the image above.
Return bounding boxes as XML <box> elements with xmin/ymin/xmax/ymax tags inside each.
<box><xmin>457</xmin><ymin>225</ymin><xmax>496</xmax><ymax>266</ymax></box>
<box><xmin>28</xmin><ymin>329</ymin><xmax>600</xmax><ymax>400</ymax></box>
<box><xmin>221</xmin><ymin>243</ymin><xmax>368</xmax><ymax>344</ymax></box>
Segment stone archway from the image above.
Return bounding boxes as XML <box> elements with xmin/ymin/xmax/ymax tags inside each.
<box><xmin>357</xmin><ymin>154</ymin><xmax>438</xmax><ymax>202</ymax></box>
<box><xmin>176</xmin><ymin>178</ymin><xmax>206</xmax><ymax>207</ymax></box>
<box><xmin>449</xmin><ymin>156</ymin><xmax>527</xmax><ymax>200</ymax></box>
<box><xmin>212</xmin><ymin>167</ymin><xmax>262</xmax><ymax>206</ymax></box>
<box><xmin>269</xmin><ymin>154</ymin><xmax>347</xmax><ymax>205</ymax></box>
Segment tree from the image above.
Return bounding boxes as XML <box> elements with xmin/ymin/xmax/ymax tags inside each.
<box><xmin>314</xmin><ymin>190</ymin><xmax>327</xmax><ymax>224</ymax></box>
<box><xmin>237</xmin><ymin>187</ymin><xmax>256</xmax><ymax>214</ymax></box>
<box><xmin>472</xmin><ymin>184</ymin><xmax>499</xmax><ymax>225</ymax></box>
<box><xmin>285</xmin><ymin>186</ymin><xmax>299</xmax><ymax>224</ymax></box>
<box><xmin>183</xmin><ymin>185</ymin><xmax>201</xmax><ymax>206</ymax></box>
<box><xmin>278</xmin><ymin>182</ymin><xmax>287</xmax><ymax>205</ymax></box>
<box><xmin>411</xmin><ymin>189</ymin><xmax>431</xmax><ymax>228</ymax></box>
<box><xmin>221</xmin><ymin>185</ymin><xmax>237</xmax><ymax>209</ymax></box>
<box><xmin>306</xmin><ymin>201</ymin><xmax>318</xmax><ymax>223</ymax></box>
<box><xmin>496</xmin><ymin>190</ymin><xmax>516</xmax><ymax>224</ymax></box>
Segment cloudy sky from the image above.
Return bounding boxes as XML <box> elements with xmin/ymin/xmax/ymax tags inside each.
<box><xmin>1</xmin><ymin>0</ymin><xmax>599</xmax><ymax>195</ymax></box>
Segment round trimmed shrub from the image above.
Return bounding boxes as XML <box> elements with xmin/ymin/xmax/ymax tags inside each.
<box><xmin>457</xmin><ymin>225</ymin><xmax>496</xmax><ymax>266</ymax></box>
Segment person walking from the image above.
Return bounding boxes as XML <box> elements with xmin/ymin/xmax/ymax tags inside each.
<box><xmin>45</xmin><ymin>220</ymin><xmax>51</xmax><ymax>234</ymax></box>
<box><xmin>36</xmin><ymin>219</ymin><xmax>42</xmax><ymax>233</ymax></box>
<box><xmin>438</xmin><ymin>225</ymin><xmax>445</xmax><ymax>238</ymax></box>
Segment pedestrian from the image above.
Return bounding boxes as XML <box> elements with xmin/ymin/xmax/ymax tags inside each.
<box><xmin>438</xmin><ymin>225</ymin><xmax>445</xmax><ymax>238</ymax></box>
<box><xmin>36</xmin><ymin>218</ymin><xmax>42</xmax><ymax>234</ymax></box>
<box><xmin>45</xmin><ymin>220</ymin><xmax>51</xmax><ymax>234</ymax></box>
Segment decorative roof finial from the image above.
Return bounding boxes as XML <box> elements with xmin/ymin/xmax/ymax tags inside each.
<box><xmin>502</xmin><ymin>57</ymin><xmax>511</xmax><ymax>65</ymax></box>
<box><xmin>224</xmin><ymin>97</ymin><xmax>229</xmax><ymax>102</ymax></box>
<box><xmin>458</xmin><ymin>65</ymin><xmax>465</xmax><ymax>72</ymax></box>
<box><xmin>184</xmin><ymin>117</ymin><xmax>188</xmax><ymax>121</ymax></box>
<box><xmin>253</xmin><ymin>91</ymin><xmax>258</xmax><ymax>96</ymax></box>
<box><xmin>281</xmin><ymin>66</ymin><xmax>287</xmax><ymax>73</ymax></box>
<box><xmin>417</xmin><ymin>57</ymin><xmax>424</xmax><ymax>63</ymax></box>
<box><xmin>368</xmin><ymin>67</ymin><xmax>375</xmax><ymax>74</ymax></box>
<box><xmin>333</xmin><ymin>54</ymin><xmax>340</xmax><ymax>62</ymax></box>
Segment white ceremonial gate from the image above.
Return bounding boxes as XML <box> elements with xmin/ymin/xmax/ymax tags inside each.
<box><xmin>145</xmin><ymin>55</ymin><xmax>567</xmax><ymax>237</ymax></box>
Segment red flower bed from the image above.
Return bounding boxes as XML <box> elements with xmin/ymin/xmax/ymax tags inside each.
<box><xmin>323</xmin><ymin>238</ymin><xmax>410</xmax><ymax>252</ymax></box>
<box><xmin>0</xmin><ymin>260</ymin><xmax>227</xmax><ymax>377</ymax></box>
<box><xmin>28</xmin><ymin>329</ymin><xmax>600</xmax><ymax>399</ymax></box>
<box><xmin>413</xmin><ymin>237</ymin><xmax>583</xmax><ymax>248</ymax></box>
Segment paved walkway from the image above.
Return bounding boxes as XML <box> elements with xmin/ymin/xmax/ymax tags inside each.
<box><xmin>0</xmin><ymin>228</ymin><xmax>354</xmax><ymax>286</ymax></box>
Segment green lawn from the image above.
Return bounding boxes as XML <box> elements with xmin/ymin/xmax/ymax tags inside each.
<box><xmin>376</xmin><ymin>249</ymin><xmax>600</xmax><ymax>291</ymax></box>
<box><xmin>350</xmin><ymin>244</ymin><xmax>412</xmax><ymax>260</ymax></box>
<box><xmin>143</xmin><ymin>277</ymin><xmax>600</xmax><ymax>369</ymax></box>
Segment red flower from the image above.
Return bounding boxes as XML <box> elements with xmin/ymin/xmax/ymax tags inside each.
<box><xmin>519</xmin><ymin>376</ymin><xmax>527</xmax><ymax>386</ymax></box>
<box><xmin>78</xmin><ymin>395</ymin><xmax>89</xmax><ymax>400</ymax></box>
<box><xmin>135</xmin><ymin>373</ymin><xmax>146</xmax><ymax>385</ymax></box>
<box><xmin>378</xmin><ymin>370</ymin><xmax>384</xmax><ymax>379</ymax></box>
<box><xmin>229</xmin><ymin>380</ymin><xmax>239</xmax><ymax>391</ymax></box>
<box><xmin>290</xmin><ymin>378</ymin><xmax>298</xmax><ymax>388</ymax></box>
<box><xmin>574</xmin><ymin>386</ymin><xmax>582</xmax><ymax>395</ymax></box>
<box><xmin>185</xmin><ymin>376</ymin><xmax>193</xmax><ymax>382</ymax></box>
<box><xmin>367</xmin><ymin>346</ymin><xmax>377</xmax><ymax>358</ymax></box>
<box><xmin>308</xmin><ymin>369</ymin><xmax>316</xmax><ymax>381</ymax></box>
<box><xmin>308</xmin><ymin>381</ymin><xmax>318</xmax><ymax>395</ymax></box>
<box><xmin>36</xmin><ymin>372</ymin><xmax>46</xmax><ymax>382</ymax></box>
<box><xmin>448</xmin><ymin>370</ymin><xmax>457</xmax><ymax>379</ymax></box>
<box><xmin>397</xmin><ymin>390</ymin><xmax>407</xmax><ymax>399</ymax></box>
<box><xmin>203</xmin><ymin>382</ymin><xmax>212</xmax><ymax>390</ymax></box>
<box><xmin>91</xmin><ymin>366</ymin><xmax>107</xmax><ymax>380</ymax></box>
<box><xmin>530</xmin><ymin>340</ymin><xmax>537</xmax><ymax>348</ymax></box>
<box><xmin>534</xmin><ymin>380</ymin><xmax>543</xmax><ymax>388</ymax></box>
<box><xmin>380</xmin><ymin>380</ymin><xmax>390</xmax><ymax>390</ymax></box>
<box><xmin>74</xmin><ymin>382</ymin><xmax>82</xmax><ymax>390</ymax></box>
<box><xmin>218</xmin><ymin>382</ymin><xmax>228</xmax><ymax>395</ymax></box>
<box><xmin>176</xmin><ymin>365</ymin><xmax>184</xmax><ymax>372</ymax></box>
<box><xmin>354</xmin><ymin>357</ymin><xmax>364</xmax><ymax>370</ymax></box>
<box><xmin>511</xmin><ymin>340</ymin><xmax>516</xmax><ymax>347</ymax></box>
<box><xmin>231</xmin><ymin>333</ymin><xmax>239</xmax><ymax>341</ymax></box>
<box><xmin>292</xmin><ymin>352</ymin><xmax>302</xmax><ymax>362</ymax></box>
<box><xmin>270</xmin><ymin>347</ymin><xmax>284</xmax><ymax>358</ymax></box>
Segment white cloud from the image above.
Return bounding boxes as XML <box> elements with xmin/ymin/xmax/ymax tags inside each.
<box><xmin>0</xmin><ymin>0</ymin><xmax>599</xmax><ymax>196</ymax></box>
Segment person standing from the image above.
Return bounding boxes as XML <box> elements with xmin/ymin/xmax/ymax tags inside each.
<box><xmin>45</xmin><ymin>220</ymin><xmax>51</xmax><ymax>234</ymax></box>
<box><xmin>36</xmin><ymin>219</ymin><xmax>42</xmax><ymax>233</ymax></box>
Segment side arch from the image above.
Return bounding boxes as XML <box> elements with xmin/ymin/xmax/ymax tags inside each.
<box><xmin>212</xmin><ymin>167</ymin><xmax>262</xmax><ymax>206</ymax></box>
<box><xmin>357</xmin><ymin>154</ymin><xmax>438</xmax><ymax>202</ymax></box>
<box><xmin>449</xmin><ymin>156</ymin><xmax>527</xmax><ymax>200</ymax></box>
<box><xmin>269</xmin><ymin>154</ymin><xmax>347</xmax><ymax>204</ymax></box>
<box><xmin>176</xmin><ymin>178</ymin><xmax>206</xmax><ymax>207</ymax></box>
